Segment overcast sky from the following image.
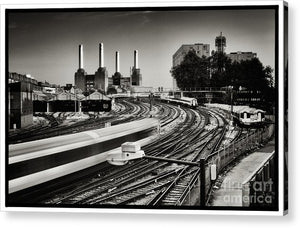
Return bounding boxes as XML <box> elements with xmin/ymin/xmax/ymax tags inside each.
<box><xmin>8</xmin><ymin>9</ymin><xmax>275</xmax><ymax>88</ymax></box>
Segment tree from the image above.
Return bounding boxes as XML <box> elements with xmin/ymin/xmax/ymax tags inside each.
<box><xmin>224</xmin><ymin>58</ymin><xmax>275</xmax><ymax>111</ymax></box>
<box><xmin>210</xmin><ymin>51</ymin><xmax>232</xmax><ymax>87</ymax></box>
<box><xmin>225</xmin><ymin>58</ymin><xmax>273</xmax><ymax>91</ymax></box>
<box><xmin>171</xmin><ymin>50</ymin><xmax>210</xmax><ymax>89</ymax></box>
<box><xmin>171</xmin><ymin>50</ymin><xmax>274</xmax><ymax>101</ymax></box>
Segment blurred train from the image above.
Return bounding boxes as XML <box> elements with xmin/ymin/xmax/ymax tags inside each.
<box><xmin>160</xmin><ymin>96</ymin><xmax>198</xmax><ymax>109</ymax></box>
<box><xmin>8</xmin><ymin>118</ymin><xmax>159</xmax><ymax>194</ymax></box>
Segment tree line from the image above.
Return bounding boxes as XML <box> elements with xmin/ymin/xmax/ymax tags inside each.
<box><xmin>171</xmin><ymin>50</ymin><xmax>274</xmax><ymax>91</ymax></box>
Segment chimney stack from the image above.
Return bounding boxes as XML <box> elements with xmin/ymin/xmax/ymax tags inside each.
<box><xmin>115</xmin><ymin>51</ymin><xmax>120</xmax><ymax>73</ymax></box>
<box><xmin>99</xmin><ymin>43</ymin><xmax>104</xmax><ymax>68</ymax></box>
<box><xmin>134</xmin><ymin>50</ymin><xmax>138</xmax><ymax>69</ymax></box>
<box><xmin>79</xmin><ymin>44</ymin><xmax>83</xmax><ymax>69</ymax></box>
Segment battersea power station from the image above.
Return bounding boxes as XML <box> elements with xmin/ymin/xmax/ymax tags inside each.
<box><xmin>75</xmin><ymin>43</ymin><xmax>142</xmax><ymax>93</ymax></box>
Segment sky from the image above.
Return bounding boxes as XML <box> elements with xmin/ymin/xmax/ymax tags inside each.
<box><xmin>8</xmin><ymin>8</ymin><xmax>275</xmax><ymax>88</ymax></box>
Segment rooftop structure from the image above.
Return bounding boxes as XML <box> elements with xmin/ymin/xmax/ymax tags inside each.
<box><xmin>215</xmin><ymin>32</ymin><xmax>226</xmax><ymax>53</ymax></box>
<box><xmin>227</xmin><ymin>51</ymin><xmax>257</xmax><ymax>63</ymax></box>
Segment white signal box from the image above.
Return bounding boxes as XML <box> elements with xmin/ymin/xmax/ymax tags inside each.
<box><xmin>211</xmin><ymin>164</ymin><xmax>217</xmax><ymax>181</ymax></box>
<box><xmin>106</xmin><ymin>142</ymin><xmax>144</xmax><ymax>166</ymax></box>
<box><xmin>121</xmin><ymin>142</ymin><xmax>141</xmax><ymax>153</ymax></box>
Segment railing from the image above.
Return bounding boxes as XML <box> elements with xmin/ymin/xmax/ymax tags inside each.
<box><xmin>183</xmin><ymin>87</ymin><xmax>226</xmax><ymax>92</ymax></box>
<box><xmin>207</xmin><ymin>126</ymin><xmax>272</xmax><ymax>164</ymax></box>
<box><xmin>204</xmin><ymin>124</ymin><xmax>274</xmax><ymax>202</ymax></box>
<box><xmin>152</xmin><ymin>87</ymin><xmax>231</xmax><ymax>93</ymax></box>
<box><xmin>178</xmin><ymin>123</ymin><xmax>274</xmax><ymax>206</ymax></box>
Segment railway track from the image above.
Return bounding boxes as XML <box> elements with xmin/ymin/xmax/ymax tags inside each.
<box><xmin>82</xmin><ymin>111</ymin><xmax>219</xmax><ymax>206</ymax></box>
<box><xmin>38</xmin><ymin>105</ymin><xmax>226</xmax><ymax>206</ymax></box>
<box><xmin>33</xmin><ymin>104</ymin><xmax>195</xmax><ymax>204</ymax></box>
<box><xmin>8</xmin><ymin>98</ymin><xmax>152</xmax><ymax>144</ymax></box>
<box><xmin>13</xmin><ymin>100</ymin><xmax>242</xmax><ymax>206</ymax></box>
<box><xmin>95</xmin><ymin>108</ymin><xmax>231</xmax><ymax>206</ymax></box>
<box><xmin>11</xmin><ymin>100</ymin><xmax>183</xmax><ymax>204</ymax></box>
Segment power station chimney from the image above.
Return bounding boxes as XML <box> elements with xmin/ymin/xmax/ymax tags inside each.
<box><xmin>99</xmin><ymin>43</ymin><xmax>104</xmax><ymax>68</ymax></box>
<box><xmin>115</xmin><ymin>51</ymin><xmax>120</xmax><ymax>73</ymax></box>
<box><xmin>79</xmin><ymin>44</ymin><xmax>83</xmax><ymax>69</ymax></box>
<box><xmin>131</xmin><ymin>49</ymin><xmax>142</xmax><ymax>86</ymax></box>
<box><xmin>134</xmin><ymin>50</ymin><xmax>138</xmax><ymax>69</ymax></box>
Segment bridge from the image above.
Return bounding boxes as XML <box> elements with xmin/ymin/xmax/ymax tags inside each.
<box><xmin>152</xmin><ymin>87</ymin><xmax>229</xmax><ymax>94</ymax></box>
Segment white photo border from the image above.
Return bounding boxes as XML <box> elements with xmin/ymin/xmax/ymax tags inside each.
<box><xmin>0</xmin><ymin>0</ymin><xmax>287</xmax><ymax>216</ymax></box>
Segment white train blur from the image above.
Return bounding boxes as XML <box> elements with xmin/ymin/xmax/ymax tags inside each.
<box><xmin>9</xmin><ymin>118</ymin><xmax>159</xmax><ymax>194</ymax></box>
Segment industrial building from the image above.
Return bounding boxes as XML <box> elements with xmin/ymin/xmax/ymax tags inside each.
<box><xmin>214</xmin><ymin>32</ymin><xmax>257</xmax><ymax>63</ymax></box>
<box><xmin>8</xmin><ymin>74</ymin><xmax>35</xmax><ymax>129</ymax></box>
<box><xmin>74</xmin><ymin>44</ymin><xmax>142</xmax><ymax>93</ymax></box>
<box><xmin>33</xmin><ymin>90</ymin><xmax>111</xmax><ymax>113</ymax></box>
<box><xmin>172</xmin><ymin>43</ymin><xmax>210</xmax><ymax>67</ymax></box>
<box><xmin>9</xmin><ymin>72</ymin><xmax>40</xmax><ymax>90</ymax></box>
<box><xmin>8</xmin><ymin>70</ymin><xmax>112</xmax><ymax>129</ymax></box>
<box><xmin>131</xmin><ymin>50</ymin><xmax>142</xmax><ymax>86</ymax></box>
<box><xmin>172</xmin><ymin>43</ymin><xmax>210</xmax><ymax>90</ymax></box>
<box><xmin>227</xmin><ymin>51</ymin><xmax>257</xmax><ymax>63</ymax></box>
<box><xmin>75</xmin><ymin>43</ymin><xmax>108</xmax><ymax>93</ymax></box>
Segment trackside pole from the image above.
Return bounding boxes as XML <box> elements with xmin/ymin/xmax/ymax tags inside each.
<box><xmin>200</xmin><ymin>158</ymin><xmax>206</xmax><ymax>207</ymax></box>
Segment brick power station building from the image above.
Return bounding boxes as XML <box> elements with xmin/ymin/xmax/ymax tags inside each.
<box><xmin>75</xmin><ymin>43</ymin><xmax>142</xmax><ymax>93</ymax></box>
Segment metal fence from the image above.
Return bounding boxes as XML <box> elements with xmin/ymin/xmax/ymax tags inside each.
<box><xmin>204</xmin><ymin>124</ymin><xmax>274</xmax><ymax>202</ymax></box>
<box><xmin>181</xmin><ymin>123</ymin><xmax>274</xmax><ymax>206</ymax></box>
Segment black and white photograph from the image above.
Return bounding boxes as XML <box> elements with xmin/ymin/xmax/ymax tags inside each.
<box><xmin>1</xmin><ymin>0</ymin><xmax>288</xmax><ymax>216</ymax></box>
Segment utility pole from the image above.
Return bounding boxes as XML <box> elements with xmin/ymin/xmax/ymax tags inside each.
<box><xmin>231</xmin><ymin>88</ymin><xmax>233</xmax><ymax>116</ymax></box>
<box><xmin>74</xmin><ymin>88</ymin><xmax>77</xmax><ymax>112</ymax></box>
<box><xmin>149</xmin><ymin>91</ymin><xmax>153</xmax><ymax>112</ymax></box>
<box><xmin>229</xmin><ymin>85</ymin><xmax>234</xmax><ymax>124</ymax></box>
<box><xmin>200</xmin><ymin>158</ymin><xmax>206</xmax><ymax>206</ymax></box>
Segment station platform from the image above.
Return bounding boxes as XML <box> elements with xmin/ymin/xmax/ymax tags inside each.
<box><xmin>209</xmin><ymin>139</ymin><xmax>275</xmax><ymax>207</ymax></box>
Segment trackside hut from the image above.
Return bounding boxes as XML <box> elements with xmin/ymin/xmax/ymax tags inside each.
<box><xmin>81</xmin><ymin>91</ymin><xmax>112</xmax><ymax>112</ymax></box>
<box><xmin>32</xmin><ymin>90</ymin><xmax>48</xmax><ymax>112</ymax></box>
<box><xmin>49</xmin><ymin>91</ymin><xmax>77</xmax><ymax>112</ymax></box>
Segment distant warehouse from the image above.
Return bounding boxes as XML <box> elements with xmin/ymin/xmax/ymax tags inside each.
<box><xmin>8</xmin><ymin>73</ymin><xmax>39</xmax><ymax>129</ymax></box>
<box><xmin>33</xmin><ymin>91</ymin><xmax>112</xmax><ymax>113</ymax></box>
<box><xmin>8</xmin><ymin>72</ymin><xmax>112</xmax><ymax>129</ymax></box>
<box><xmin>8</xmin><ymin>81</ymin><xmax>33</xmax><ymax>129</ymax></box>
<box><xmin>227</xmin><ymin>51</ymin><xmax>257</xmax><ymax>63</ymax></box>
